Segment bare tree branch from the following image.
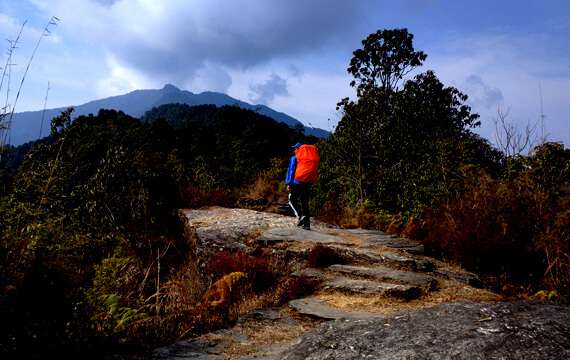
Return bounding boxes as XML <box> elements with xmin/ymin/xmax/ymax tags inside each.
<box><xmin>493</xmin><ymin>105</ymin><xmax>540</xmax><ymax>157</ymax></box>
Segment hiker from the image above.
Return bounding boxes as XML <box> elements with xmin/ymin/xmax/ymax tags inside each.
<box><xmin>285</xmin><ymin>142</ymin><xmax>320</xmax><ymax>230</ymax></box>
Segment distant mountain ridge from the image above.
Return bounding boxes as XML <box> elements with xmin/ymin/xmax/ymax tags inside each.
<box><xmin>8</xmin><ymin>84</ymin><xmax>329</xmax><ymax>145</ymax></box>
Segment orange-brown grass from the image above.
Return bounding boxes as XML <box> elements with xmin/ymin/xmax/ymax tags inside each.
<box><xmin>222</xmin><ymin>308</ymin><xmax>320</xmax><ymax>358</ymax></box>
<box><xmin>417</xmin><ymin>169</ymin><xmax>570</xmax><ymax>294</ymax></box>
<box><xmin>241</xmin><ymin>158</ymin><xmax>290</xmax><ymax>206</ymax></box>
<box><xmin>206</xmin><ymin>250</ymin><xmax>277</xmax><ymax>292</ymax></box>
<box><xmin>315</xmin><ymin>279</ymin><xmax>501</xmax><ymax>315</ymax></box>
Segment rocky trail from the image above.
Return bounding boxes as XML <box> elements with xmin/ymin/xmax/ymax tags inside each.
<box><xmin>151</xmin><ymin>207</ymin><xmax>570</xmax><ymax>359</ymax></box>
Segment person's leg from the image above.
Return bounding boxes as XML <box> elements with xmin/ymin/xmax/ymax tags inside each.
<box><xmin>288</xmin><ymin>184</ymin><xmax>303</xmax><ymax>221</ymax></box>
<box><xmin>300</xmin><ymin>184</ymin><xmax>311</xmax><ymax>229</ymax></box>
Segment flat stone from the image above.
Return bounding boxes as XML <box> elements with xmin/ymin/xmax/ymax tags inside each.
<box><xmin>332</xmin><ymin>246</ymin><xmax>434</xmax><ymax>272</ymax></box>
<box><xmin>288</xmin><ymin>297</ymin><xmax>382</xmax><ymax>320</ymax></box>
<box><xmin>434</xmin><ymin>268</ymin><xmax>483</xmax><ymax>288</ymax></box>
<box><xmin>380</xmin><ymin>251</ymin><xmax>434</xmax><ymax>272</ymax></box>
<box><xmin>183</xmin><ymin>207</ymin><xmax>297</xmax><ymax>247</ymax></box>
<box><xmin>344</xmin><ymin>229</ymin><xmax>387</xmax><ymax>236</ymax></box>
<box><xmin>344</xmin><ymin>229</ymin><xmax>424</xmax><ymax>254</ymax></box>
<box><xmin>366</xmin><ymin>237</ymin><xmax>424</xmax><ymax>254</ymax></box>
<box><xmin>329</xmin><ymin>264</ymin><xmax>437</xmax><ymax>291</ymax></box>
<box><xmin>279</xmin><ymin>301</ymin><xmax>570</xmax><ymax>360</ymax></box>
<box><xmin>257</xmin><ymin>227</ymin><xmax>351</xmax><ymax>246</ymax></box>
<box><xmin>323</xmin><ymin>276</ymin><xmax>421</xmax><ymax>300</ymax></box>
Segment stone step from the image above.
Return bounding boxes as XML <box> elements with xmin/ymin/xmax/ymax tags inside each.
<box><xmin>341</xmin><ymin>229</ymin><xmax>425</xmax><ymax>254</ymax></box>
<box><xmin>323</xmin><ymin>276</ymin><xmax>422</xmax><ymax>300</ymax></box>
<box><xmin>337</xmin><ymin>246</ymin><xmax>434</xmax><ymax>272</ymax></box>
<box><xmin>434</xmin><ymin>268</ymin><xmax>483</xmax><ymax>288</ymax></box>
<box><xmin>380</xmin><ymin>251</ymin><xmax>434</xmax><ymax>272</ymax></box>
<box><xmin>329</xmin><ymin>264</ymin><xmax>438</xmax><ymax>291</ymax></box>
<box><xmin>257</xmin><ymin>227</ymin><xmax>351</xmax><ymax>246</ymax></box>
<box><xmin>288</xmin><ymin>297</ymin><xmax>382</xmax><ymax>320</ymax></box>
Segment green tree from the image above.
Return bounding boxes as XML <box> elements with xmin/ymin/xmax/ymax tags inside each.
<box><xmin>321</xmin><ymin>28</ymin><xmax>500</xmax><ymax>214</ymax></box>
<box><xmin>347</xmin><ymin>28</ymin><xmax>427</xmax><ymax>96</ymax></box>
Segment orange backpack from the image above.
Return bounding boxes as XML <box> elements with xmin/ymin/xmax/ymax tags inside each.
<box><xmin>294</xmin><ymin>144</ymin><xmax>320</xmax><ymax>183</ymax></box>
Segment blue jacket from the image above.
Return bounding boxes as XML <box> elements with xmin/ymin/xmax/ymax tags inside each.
<box><xmin>285</xmin><ymin>155</ymin><xmax>302</xmax><ymax>185</ymax></box>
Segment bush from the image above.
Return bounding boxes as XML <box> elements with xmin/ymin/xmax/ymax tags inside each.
<box><xmin>417</xmin><ymin>160</ymin><xmax>569</xmax><ymax>294</ymax></box>
<box><xmin>241</xmin><ymin>157</ymin><xmax>290</xmax><ymax>207</ymax></box>
<box><xmin>313</xmin><ymin>199</ymin><xmax>399</xmax><ymax>232</ymax></box>
<box><xmin>205</xmin><ymin>250</ymin><xmax>277</xmax><ymax>292</ymax></box>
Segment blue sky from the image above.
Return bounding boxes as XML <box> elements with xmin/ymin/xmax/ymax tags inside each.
<box><xmin>1</xmin><ymin>0</ymin><xmax>569</xmax><ymax>145</ymax></box>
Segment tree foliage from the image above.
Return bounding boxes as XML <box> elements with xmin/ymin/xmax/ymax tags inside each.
<box><xmin>348</xmin><ymin>28</ymin><xmax>427</xmax><ymax>95</ymax></box>
<box><xmin>321</xmin><ymin>28</ymin><xmax>501</xmax><ymax>214</ymax></box>
<box><xmin>319</xmin><ymin>27</ymin><xmax>569</xmax><ymax>296</ymax></box>
<box><xmin>0</xmin><ymin>104</ymin><xmax>305</xmax><ymax>356</ymax></box>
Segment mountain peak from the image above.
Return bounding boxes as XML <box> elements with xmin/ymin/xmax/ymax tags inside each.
<box><xmin>162</xmin><ymin>84</ymin><xmax>180</xmax><ymax>92</ymax></box>
<box><xmin>9</xmin><ymin>84</ymin><xmax>329</xmax><ymax>145</ymax></box>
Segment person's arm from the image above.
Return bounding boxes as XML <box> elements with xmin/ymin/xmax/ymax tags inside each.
<box><xmin>285</xmin><ymin>156</ymin><xmax>297</xmax><ymax>186</ymax></box>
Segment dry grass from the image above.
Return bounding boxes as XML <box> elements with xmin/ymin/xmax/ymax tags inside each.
<box><xmin>222</xmin><ymin>308</ymin><xmax>320</xmax><ymax>358</ymax></box>
<box><xmin>213</xmin><ymin>277</ymin><xmax>500</xmax><ymax>357</ymax></box>
<box><xmin>315</xmin><ymin>279</ymin><xmax>501</xmax><ymax>315</ymax></box>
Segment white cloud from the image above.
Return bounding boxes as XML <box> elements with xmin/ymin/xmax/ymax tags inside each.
<box><xmin>16</xmin><ymin>0</ymin><xmax>570</xmax><ymax>145</ymax></box>
<box><xmin>96</xmin><ymin>54</ymin><xmax>155</xmax><ymax>96</ymax></box>
<box><xmin>424</xmin><ymin>33</ymin><xmax>570</xmax><ymax>145</ymax></box>
<box><xmin>190</xmin><ymin>62</ymin><xmax>233</xmax><ymax>93</ymax></box>
<box><xmin>248</xmin><ymin>73</ymin><xmax>289</xmax><ymax>105</ymax></box>
<box><xmin>464</xmin><ymin>74</ymin><xmax>504</xmax><ymax>110</ymax></box>
<box><xmin>28</xmin><ymin>0</ymin><xmax>368</xmax><ymax>85</ymax></box>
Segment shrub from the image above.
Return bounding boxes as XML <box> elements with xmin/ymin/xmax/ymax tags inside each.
<box><xmin>314</xmin><ymin>198</ymin><xmax>397</xmax><ymax>231</ymax></box>
<box><xmin>205</xmin><ymin>250</ymin><xmax>277</xmax><ymax>292</ymax></box>
<box><xmin>417</xmin><ymin>165</ymin><xmax>569</xmax><ymax>293</ymax></box>
<box><xmin>536</xmin><ymin>196</ymin><xmax>570</xmax><ymax>291</ymax></box>
<box><xmin>245</xmin><ymin>158</ymin><xmax>288</xmax><ymax>198</ymax></box>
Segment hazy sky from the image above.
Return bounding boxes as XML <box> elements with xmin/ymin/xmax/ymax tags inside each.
<box><xmin>1</xmin><ymin>0</ymin><xmax>569</xmax><ymax>144</ymax></box>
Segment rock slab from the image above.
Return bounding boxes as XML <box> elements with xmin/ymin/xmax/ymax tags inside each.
<box><xmin>324</xmin><ymin>276</ymin><xmax>421</xmax><ymax>299</ymax></box>
<box><xmin>329</xmin><ymin>264</ymin><xmax>438</xmax><ymax>291</ymax></box>
<box><xmin>281</xmin><ymin>301</ymin><xmax>570</xmax><ymax>360</ymax></box>
<box><xmin>344</xmin><ymin>229</ymin><xmax>425</xmax><ymax>254</ymax></box>
<box><xmin>257</xmin><ymin>227</ymin><xmax>351</xmax><ymax>245</ymax></box>
<box><xmin>288</xmin><ymin>297</ymin><xmax>382</xmax><ymax>320</ymax></box>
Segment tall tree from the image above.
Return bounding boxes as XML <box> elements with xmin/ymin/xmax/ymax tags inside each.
<box><xmin>321</xmin><ymin>28</ymin><xmax>498</xmax><ymax>213</ymax></box>
<box><xmin>347</xmin><ymin>28</ymin><xmax>427</xmax><ymax>96</ymax></box>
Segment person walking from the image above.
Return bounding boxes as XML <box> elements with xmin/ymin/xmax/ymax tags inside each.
<box><xmin>285</xmin><ymin>142</ymin><xmax>320</xmax><ymax>230</ymax></box>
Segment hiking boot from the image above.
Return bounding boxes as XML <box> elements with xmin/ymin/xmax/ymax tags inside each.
<box><xmin>297</xmin><ymin>216</ymin><xmax>306</xmax><ymax>227</ymax></box>
<box><xmin>302</xmin><ymin>216</ymin><xmax>310</xmax><ymax>230</ymax></box>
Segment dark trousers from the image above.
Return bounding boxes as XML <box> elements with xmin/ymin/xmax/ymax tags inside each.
<box><xmin>288</xmin><ymin>183</ymin><xmax>311</xmax><ymax>227</ymax></box>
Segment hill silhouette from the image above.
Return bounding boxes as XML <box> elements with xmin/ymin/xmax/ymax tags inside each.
<box><xmin>8</xmin><ymin>84</ymin><xmax>328</xmax><ymax>145</ymax></box>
